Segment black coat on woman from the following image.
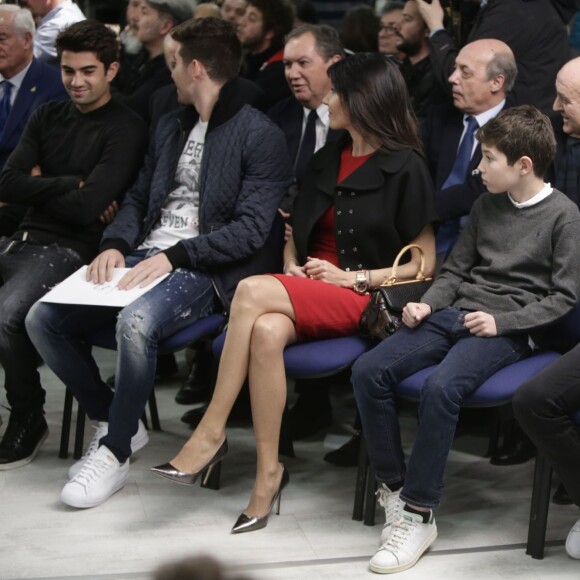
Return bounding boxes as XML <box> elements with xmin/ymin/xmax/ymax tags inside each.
<box><xmin>292</xmin><ymin>134</ymin><xmax>438</xmax><ymax>272</ymax></box>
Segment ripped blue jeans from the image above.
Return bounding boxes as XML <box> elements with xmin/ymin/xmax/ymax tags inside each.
<box><xmin>26</xmin><ymin>248</ymin><xmax>217</xmax><ymax>461</ymax></box>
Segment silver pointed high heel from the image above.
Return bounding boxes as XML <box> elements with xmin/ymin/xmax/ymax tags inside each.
<box><xmin>231</xmin><ymin>466</ymin><xmax>290</xmax><ymax>534</ymax></box>
<box><xmin>151</xmin><ymin>438</ymin><xmax>228</xmax><ymax>486</ymax></box>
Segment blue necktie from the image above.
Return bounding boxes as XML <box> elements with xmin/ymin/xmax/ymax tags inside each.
<box><xmin>442</xmin><ymin>115</ymin><xmax>479</xmax><ymax>189</ymax></box>
<box><xmin>0</xmin><ymin>80</ymin><xmax>13</xmax><ymax>136</ymax></box>
<box><xmin>437</xmin><ymin>116</ymin><xmax>479</xmax><ymax>254</ymax></box>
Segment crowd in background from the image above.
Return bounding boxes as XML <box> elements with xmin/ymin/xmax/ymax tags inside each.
<box><xmin>0</xmin><ymin>0</ymin><xmax>580</xmax><ymax>577</ymax></box>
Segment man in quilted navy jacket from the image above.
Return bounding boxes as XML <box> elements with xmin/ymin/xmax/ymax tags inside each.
<box><xmin>26</xmin><ymin>17</ymin><xmax>292</xmax><ymax>509</ymax></box>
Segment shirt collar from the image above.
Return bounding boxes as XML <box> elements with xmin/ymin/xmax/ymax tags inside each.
<box><xmin>470</xmin><ymin>99</ymin><xmax>506</xmax><ymax>130</ymax></box>
<box><xmin>0</xmin><ymin>60</ymin><xmax>33</xmax><ymax>91</ymax></box>
<box><xmin>507</xmin><ymin>182</ymin><xmax>553</xmax><ymax>208</ymax></box>
<box><xmin>40</xmin><ymin>0</ymin><xmax>68</xmax><ymax>25</ymax></box>
<box><xmin>303</xmin><ymin>103</ymin><xmax>329</xmax><ymax>128</ymax></box>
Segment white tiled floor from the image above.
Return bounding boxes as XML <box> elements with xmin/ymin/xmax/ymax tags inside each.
<box><xmin>1</xmin><ymin>350</ymin><xmax>579</xmax><ymax>580</ymax></box>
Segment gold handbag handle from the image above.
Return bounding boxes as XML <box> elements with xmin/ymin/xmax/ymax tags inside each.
<box><xmin>382</xmin><ymin>244</ymin><xmax>428</xmax><ymax>286</ymax></box>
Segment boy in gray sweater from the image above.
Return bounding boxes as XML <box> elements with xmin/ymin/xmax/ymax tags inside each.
<box><xmin>352</xmin><ymin>105</ymin><xmax>580</xmax><ymax>575</ymax></box>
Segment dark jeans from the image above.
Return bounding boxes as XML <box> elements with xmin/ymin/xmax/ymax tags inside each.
<box><xmin>26</xmin><ymin>249</ymin><xmax>217</xmax><ymax>462</ymax></box>
<box><xmin>0</xmin><ymin>238</ymin><xmax>83</xmax><ymax>415</ymax></box>
<box><xmin>513</xmin><ymin>344</ymin><xmax>580</xmax><ymax>506</ymax></box>
<box><xmin>352</xmin><ymin>307</ymin><xmax>530</xmax><ymax>509</ymax></box>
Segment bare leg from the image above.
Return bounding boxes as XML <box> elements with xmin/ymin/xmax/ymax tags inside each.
<box><xmin>244</xmin><ymin>312</ymin><xmax>296</xmax><ymax>516</ymax></box>
<box><xmin>170</xmin><ymin>276</ymin><xmax>296</xmax><ymax>473</ymax></box>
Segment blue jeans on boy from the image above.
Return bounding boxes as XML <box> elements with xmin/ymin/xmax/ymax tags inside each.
<box><xmin>0</xmin><ymin>238</ymin><xmax>83</xmax><ymax>415</ymax></box>
<box><xmin>352</xmin><ymin>307</ymin><xmax>531</xmax><ymax>509</ymax></box>
<box><xmin>26</xmin><ymin>248</ymin><xmax>218</xmax><ymax>462</ymax></box>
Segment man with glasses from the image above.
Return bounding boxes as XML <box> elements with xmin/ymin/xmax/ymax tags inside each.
<box><xmin>378</xmin><ymin>1</ymin><xmax>405</xmax><ymax>62</ymax></box>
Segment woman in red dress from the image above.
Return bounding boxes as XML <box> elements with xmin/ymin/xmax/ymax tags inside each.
<box><xmin>152</xmin><ymin>53</ymin><xmax>437</xmax><ymax>532</ymax></box>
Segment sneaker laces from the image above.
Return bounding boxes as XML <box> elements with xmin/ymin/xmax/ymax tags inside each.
<box><xmin>376</xmin><ymin>485</ymin><xmax>401</xmax><ymax>526</ymax></box>
<box><xmin>80</xmin><ymin>423</ymin><xmax>108</xmax><ymax>462</ymax></box>
<box><xmin>71</xmin><ymin>452</ymin><xmax>115</xmax><ymax>490</ymax></box>
<box><xmin>381</xmin><ymin>517</ymin><xmax>416</xmax><ymax>553</ymax></box>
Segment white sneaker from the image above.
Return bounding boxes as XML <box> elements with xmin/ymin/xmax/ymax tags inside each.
<box><xmin>369</xmin><ymin>508</ymin><xmax>437</xmax><ymax>574</ymax></box>
<box><xmin>61</xmin><ymin>445</ymin><xmax>129</xmax><ymax>509</ymax></box>
<box><xmin>566</xmin><ymin>516</ymin><xmax>580</xmax><ymax>559</ymax></box>
<box><xmin>376</xmin><ymin>484</ymin><xmax>402</xmax><ymax>544</ymax></box>
<box><xmin>68</xmin><ymin>420</ymin><xmax>149</xmax><ymax>479</ymax></box>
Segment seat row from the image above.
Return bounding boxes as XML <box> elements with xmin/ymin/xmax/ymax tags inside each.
<box><xmin>60</xmin><ymin>304</ymin><xmax>580</xmax><ymax>560</ymax></box>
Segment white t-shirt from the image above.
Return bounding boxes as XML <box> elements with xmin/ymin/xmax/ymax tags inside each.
<box><xmin>139</xmin><ymin>120</ymin><xmax>208</xmax><ymax>251</ymax></box>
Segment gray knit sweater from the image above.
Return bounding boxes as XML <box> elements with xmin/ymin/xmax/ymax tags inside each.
<box><xmin>423</xmin><ymin>189</ymin><xmax>580</xmax><ymax>335</ymax></box>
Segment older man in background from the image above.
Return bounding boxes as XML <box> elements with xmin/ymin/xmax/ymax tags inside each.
<box><xmin>114</xmin><ymin>0</ymin><xmax>194</xmax><ymax>122</ymax></box>
<box><xmin>20</xmin><ymin>0</ymin><xmax>85</xmax><ymax>65</ymax></box>
<box><xmin>422</xmin><ymin>38</ymin><xmax>516</xmax><ymax>253</ymax></box>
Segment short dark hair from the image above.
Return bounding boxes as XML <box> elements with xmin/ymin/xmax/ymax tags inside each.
<box><xmin>476</xmin><ymin>105</ymin><xmax>556</xmax><ymax>178</ymax></box>
<box><xmin>286</xmin><ymin>24</ymin><xmax>345</xmax><ymax>61</ymax></box>
<box><xmin>295</xmin><ymin>0</ymin><xmax>319</xmax><ymax>24</ymax></box>
<box><xmin>382</xmin><ymin>1</ymin><xmax>405</xmax><ymax>15</ymax></box>
<box><xmin>56</xmin><ymin>20</ymin><xmax>119</xmax><ymax>70</ymax></box>
<box><xmin>341</xmin><ymin>5</ymin><xmax>380</xmax><ymax>53</ymax></box>
<box><xmin>171</xmin><ymin>17</ymin><xmax>242</xmax><ymax>83</ymax></box>
<box><xmin>247</xmin><ymin>0</ymin><xmax>294</xmax><ymax>50</ymax></box>
<box><xmin>327</xmin><ymin>53</ymin><xmax>423</xmax><ymax>156</ymax></box>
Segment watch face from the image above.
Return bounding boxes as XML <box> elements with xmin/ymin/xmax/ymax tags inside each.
<box><xmin>355</xmin><ymin>271</ymin><xmax>367</xmax><ymax>293</ymax></box>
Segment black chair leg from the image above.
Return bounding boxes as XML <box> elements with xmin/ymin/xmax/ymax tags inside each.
<box><xmin>526</xmin><ymin>452</ymin><xmax>552</xmax><ymax>559</ymax></box>
<box><xmin>73</xmin><ymin>406</ymin><xmax>86</xmax><ymax>460</ymax></box>
<box><xmin>278</xmin><ymin>404</ymin><xmax>295</xmax><ymax>458</ymax></box>
<box><xmin>353</xmin><ymin>431</ymin><xmax>368</xmax><ymax>521</ymax></box>
<box><xmin>364</xmin><ymin>463</ymin><xmax>377</xmax><ymax>526</ymax></box>
<box><xmin>148</xmin><ymin>390</ymin><xmax>161</xmax><ymax>431</ymax></box>
<box><xmin>59</xmin><ymin>389</ymin><xmax>74</xmax><ymax>459</ymax></box>
<box><xmin>200</xmin><ymin>460</ymin><xmax>222</xmax><ymax>490</ymax></box>
<box><xmin>486</xmin><ymin>407</ymin><xmax>502</xmax><ymax>458</ymax></box>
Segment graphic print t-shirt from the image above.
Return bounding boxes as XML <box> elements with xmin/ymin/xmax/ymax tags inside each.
<box><xmin>139</xmin><ymin>119</ymin><xmax>208</xmax><ymax>251</ymax></box>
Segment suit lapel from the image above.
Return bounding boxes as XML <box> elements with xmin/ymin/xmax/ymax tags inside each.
<box><xmin>2</xmin><ymin>60</ymin><xmax>41</xmax><ymax>144</ymax></box>
<box><xmin>285</xmin><ymin>99</ymin><xmax>304</xmax><ymax>164</ymax></box>
<box><xmin>439</xmin><ymin>115</ymin><xmax>465</xmax><ymax>184</ymax></box>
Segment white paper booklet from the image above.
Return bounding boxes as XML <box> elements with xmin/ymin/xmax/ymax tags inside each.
<box><xmin>39</xmin><ymin>266</ymin><xmax>170</xmax><ymax>307</ymax></box>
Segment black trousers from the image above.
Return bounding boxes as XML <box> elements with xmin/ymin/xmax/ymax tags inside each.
<box><xmin>513</xmin><ymin>344</ymin><xmax>580</xmax><ymax>506</ymax></box>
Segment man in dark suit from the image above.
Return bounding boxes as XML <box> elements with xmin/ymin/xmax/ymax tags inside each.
<box><xmin>422</xmin><ymin>38</ymin><xmax>516</xmax><ymax>253</ymax></box>
<box><xmin>0</xmin><ymin>4</ymin><xmax>68</xmax><ymax>237</ymax></box>
<box><xmin>268</xmin><ymin>23</ymin><xmax>344</xmax><ymax>196</ymax></box>
<box><xmin>415</xmin><ymin>0</ymin><xmax>576</xmax><ymax>114</ymax></box>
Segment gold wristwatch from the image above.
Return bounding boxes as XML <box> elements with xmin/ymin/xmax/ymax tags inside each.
<box><xmin>353</xmin><ymin>270</ymin><xmax>369</xmax><ymax>294</ymax></box>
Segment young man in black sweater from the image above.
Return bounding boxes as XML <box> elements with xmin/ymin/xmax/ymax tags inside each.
<box><xmin>0</xmin><ymin>20</ymin><xmax>148</xmax><ymax>470</ymax></box>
